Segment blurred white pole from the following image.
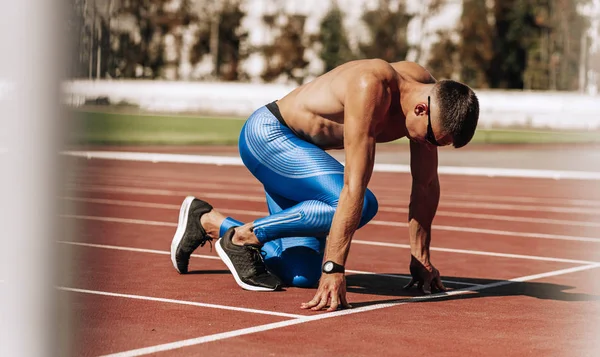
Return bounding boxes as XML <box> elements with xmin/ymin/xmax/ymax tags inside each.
<box><xmin>0</xmin><ymin>0</ymin><xmax>62</xmax><ymax>355</ymax></box>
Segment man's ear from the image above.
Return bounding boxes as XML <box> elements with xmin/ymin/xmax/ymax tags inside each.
<box><xmin>414</xmin><ymin>102</ymin><xmax>427</xmax><ymax>116</ymax></box>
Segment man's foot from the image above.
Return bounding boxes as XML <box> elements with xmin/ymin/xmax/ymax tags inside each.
<box><xmin>216</xmin><ymin>227</ymin><xmax>282</xmax><ymax>291</ymax></box>
<box><xmin>170</xmin><ymin>196</ymin><xmax>214</xmax><ymax>274</ymax></box>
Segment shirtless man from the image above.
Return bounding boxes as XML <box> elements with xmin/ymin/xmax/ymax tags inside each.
<box><xmin>170</xmin><ymin>60</ymin><xmax>479</xmax><ymax>311</ymax></box>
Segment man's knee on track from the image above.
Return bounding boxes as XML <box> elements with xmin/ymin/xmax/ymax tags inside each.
<box><xmin>359</xmin><ymin>189</ymin><xmax>378</xmax><ymax>227</ymax></box>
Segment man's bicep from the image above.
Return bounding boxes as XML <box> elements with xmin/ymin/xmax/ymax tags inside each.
<box><xmin>343</xmin><ymin>75</ymin><xmax>388</xmax><ymax>187</ymax></box>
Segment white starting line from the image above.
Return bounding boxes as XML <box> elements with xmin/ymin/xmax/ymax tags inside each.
<box><xmin>99</xmin><ymin>263</ymin><xmax>600</xmax><ymax>357</ymax></box>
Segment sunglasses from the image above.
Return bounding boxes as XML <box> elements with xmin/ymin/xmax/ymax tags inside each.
<box><xmin>425</xmin><ymin>96</ymin><xmax>441</xmax><ymax>146</ymax></box>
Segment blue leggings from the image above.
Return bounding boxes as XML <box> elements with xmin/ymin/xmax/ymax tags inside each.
<box><xmin>219</xmin><ymin>105</ymin><xmax>378</xmax><ymax>287</ymax></box>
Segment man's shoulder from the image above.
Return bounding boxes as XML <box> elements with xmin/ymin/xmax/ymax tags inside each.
<box><xmin>388</xmin><ymin>61</ymin><xmax>436</xmax><ymax>84</ymax></box>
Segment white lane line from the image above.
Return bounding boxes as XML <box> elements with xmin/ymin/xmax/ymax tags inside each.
<box><xmin>345</xmin><ymin>269</ymin><xmax>478</xmax><ymax>287</ymax></box>
<box><xmin>57</xmin><ymin>240</ymin><xmax>220</xmax><ymax>261</ymax></box>
<box><xmin>56</xmin><ymin>241</ymin><xmax>476</xmax><ymax>287</ymax></box>
<box><xmin>57</xmin><ymin>287</ymin><xmax>303</xmax><ymax>319</ymax></box>
<box><xmin>351</xmin><ymin>240</ymin><xmax>598</xmax><ymax>265</ymax></box>
<box><xmin>62</xmin><ymin>151</ymin><xmax>600</xmax><ymax>181</ymax></box>
<box><xmin>61</xmin><ymin>214</ymin><xmax>176</xmax><ymax>227</ymax></box>
<box><xmin>380</xmin><ymin>207</ymin><xmax>600</xmax><ymax>228</ymax></box>
<box><xmin>432</xmin><ymin>201</ymin><xmax>600</xmax><ymax>215</ymax></box>
<box><xmin>60</xmin><ymin>215</ymin><xmax>600</xmax><ymax>263</ymax></box>
<box><xmin>100</xmin><ymin>263</ymin><xmax>600</xmax><ymax>357</ymax></box>
<box><xmin>367</xmin><ymin>220</ymin><xmax>600</xmax><ymax>243</ymax></box>
<box><xmin>66</xmin><ymin>183</ymin><xmax>600</xmax><ymax>216</ymax></box>
<box><xmin>62</xmin><ymin>196</ymin><xmax>600</xmax><ymax>228</ymax></box>
<box><xmin>57</xmin><ymin>213</ymin><xmax>600</xmax><ymax>266</ymax></box>
<box><xmin>69</xmin><ymin>171</ymin><xmax>600</xmax><ymax>208</ymax></box>
<box><xmin>61</xmin><ymin>194</ymin><xmax>600</xmax><ymax>243</ymax></box>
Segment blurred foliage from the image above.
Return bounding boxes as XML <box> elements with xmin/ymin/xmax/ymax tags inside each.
<box><xmin>428</xmin><ymin>0</ymin><xmax>590</xmax><ymax>90</ymax></box>
<box><xmin>260</xmin><ymin>14</ymin><xmax>310</xmax><ymax>84</ymax></box>
<box><xmin>68</xmin><ymin>0</ymin><xmax>247</xmax><ymax>80</ymax></box>
<box><xmin>318</xmin><ymin>3</ymin><xmax>355</xmax><ymax>72</ymax></box>
<box><xmin>358</xmin><ymin>0</ymin><xmax>412</xmax><ymax>62</ymax></box>
<box><xmin>216</xmin><ymin>1</ymin><xmax>249</xmax><ymax>81</ymax></box>
<box><xmin>68</xmin><ymin>0</ymin><xmax>594</xmax><ymax>89</ymax></box>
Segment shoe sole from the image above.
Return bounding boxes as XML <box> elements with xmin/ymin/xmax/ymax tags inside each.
<box><xmin>215</xmin><ymin>238</ymin><xmax>277</xmax><ymax>292</ymax></box>
<box><xmin>170</xmin><ymin>195</ymin><xmax>195</xmax><ymax>273</ymax></box>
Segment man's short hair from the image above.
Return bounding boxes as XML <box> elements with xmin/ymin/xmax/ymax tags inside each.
<box><xmin>433</xmin><ymin>80</ymin><xmax>479</xmax><ymax>148</ymax></box>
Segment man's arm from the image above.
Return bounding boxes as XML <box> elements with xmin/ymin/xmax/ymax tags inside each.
<box><xmin>301</xmin><ymin>72</ymin><xmax>390</xmax><ymax>311</ymax></box>
<box><xmin>405</xmin><ymin>140</ymin><xmax>446</xmax><ymax>294</ymax></box>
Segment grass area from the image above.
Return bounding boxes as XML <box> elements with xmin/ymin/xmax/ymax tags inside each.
<box><xmin>68</xmin><ymin>109</ymin><xmax>600</xmax><ymax>146</ymax></box>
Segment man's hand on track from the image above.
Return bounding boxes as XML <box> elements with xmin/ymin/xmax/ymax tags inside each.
<box><xmin>403</xmin><ymin>255</ymin><xmax>447</xmax><ymax>294</ymax></box>
<box><xmin>301</xmin><ymin>272</ymin><xmax>351</xmax><ymax>312</ymax></box>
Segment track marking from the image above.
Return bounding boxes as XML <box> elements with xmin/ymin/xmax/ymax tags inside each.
<box><xmin>66</xmin><ymin>183</ymin><xmax>600</xmax><ymax>215</ymax></box>
<box><xmin>57</xmin><ymin>240</ymin><xmax>219</xmax><ymax>261</ymax></box>
<box><xmin>345</xmin><ymin>269</ymin><xmax>478</xmax><ymax>286</ymax></box>
<box><xmin>68</xmin><ymin>171</ymin><xmax>600</xmax><ymax>207</ymax></box>
<box><xmin>61</xmin><ymin>209</ymin><xmax>600</xmax><ymax>244</ymax></box>
<box><xmin>351</xmin><ymin>240</ymin><xmax>598</xmax><ymax>265</ymax></box>
<box><xmin>62</xmin><ymin>196</ymin><xmax>600</xmax><ymax>228</ymax></box>
<box><xmin>379</xmin><ymin>207</ymin><xmax>600</xmax><ymax>228</ymax></box>
<box><xmin>55</xmin><ymin>241</ymin><xmax>478</xmax><ymax>287</ymax></box>
<box><xmin>62</xmin><ymin>151</ymin><xmax>600</xmax><ymax>181</ymax></box>
<box><xmin>57</xmin><ymin>287</ymin><xmax>303</xmax><ymax>319</ymax></box>
<box><xmin>368</xmin><ymin>220</ymin><xmax>600</xmax><ymax>243</ymax></box>
<box><xmin>101</xmin><ymin>263</ymin><xmax>600</xmax><ymax>357</ymax></box>
<box><xmin>57</xmin><ymin>216</ymin><xmax>600</xmax><ymax>266</ymax></box>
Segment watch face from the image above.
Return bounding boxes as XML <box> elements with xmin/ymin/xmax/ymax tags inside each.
<box><xmin>324</xmin><ymin>262</ymin><xmax>334</xmax><ymax>272</ymax></box>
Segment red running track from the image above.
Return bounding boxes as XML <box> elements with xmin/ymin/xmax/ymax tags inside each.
<box><xmin>58</xmin><ymin>155</ymin><xmax>600</xmax><ymax>356</ymax></box>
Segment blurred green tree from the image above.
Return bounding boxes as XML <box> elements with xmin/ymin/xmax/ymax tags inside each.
<box><xmin>216</xmin><ymin>1</ymin><xmax>249</xmax><ymax>81</ymax></box>
<box><xmin>358</xmin><ymin>0</ymin><xmax>413</xmax><ymax>62</ymax></box>
<box><xmin>261</xmin><ymin>14</ymin><xmax>310</xmax><ymax>84</ymax></box>
<box><xmin>427</xmin><ymin>0</ymin><xmax>589</xmax><ymax>90</ymax></box>
<box><xmin>318</xmin><ymin>2</ymin><xmax>355</xmax><ymax>72</ymax></box>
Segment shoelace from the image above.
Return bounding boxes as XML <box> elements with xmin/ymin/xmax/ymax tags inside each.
<box><xmin>247</xmin><ymin>246</ymin><xmax>267</xmax><ymax>275</ymax></box>
<box><xmin>200</xmin><ymin>236</ymin><xmax>213</xmax><ymax>252</ymax></box>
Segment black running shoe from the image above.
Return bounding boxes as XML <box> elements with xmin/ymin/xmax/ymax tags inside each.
<box><xmin>170</xmin><ymin>196</ymin><xmax>213</xmax><ymax>274</ymax></box>
<box><xmin>216</xmin><ymin>227</ymin><xmax>282</xmax><ymax>291</ymax></box>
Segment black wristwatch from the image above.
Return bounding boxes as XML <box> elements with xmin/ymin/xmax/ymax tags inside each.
<box><xmin>322</xmin><ymin>260</ymin><xmax>345</xmax><ymax>274</ymax></box>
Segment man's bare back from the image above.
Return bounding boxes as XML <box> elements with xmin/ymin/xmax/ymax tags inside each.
<box><xmin>276</xmin><ymin>59</ymin><xmax>435</xmax><ymax>150</ymax></box>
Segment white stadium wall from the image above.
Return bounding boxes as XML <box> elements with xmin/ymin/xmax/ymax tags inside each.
<box><xmin>62</xmin><ymin>80</ymin><xmax>600</xmax><ymax>130</ymax></box>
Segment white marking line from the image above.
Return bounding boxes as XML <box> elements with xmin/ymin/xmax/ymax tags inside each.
<box><xmin>345</xmin><ymin>269</ymin><xmax>478</xmax><ymax>287</ymax></box>
<box><xmin>67</xmin><ymin>183</ymin><xmax>600</xmax><ymax>215</ymax></box>
<box><xmin>57</xmin><ymin>215</ymin><xmax>600</xmax><ymax>266</ymax></box>
<box><xmin>380</xmin><ymin>207</ymin><xmax>600</xmax><ymax>228</ymax></box>
<box><xmin>61</xmin><ymin>192</ymin><xmax>600</xmax><ymax>243</ymax></box>
<box><xmin>101</xmin><ymin>263</ymin><xmax>600</xmax><ymax>357</ymax></box>
<box><xmin>69</xmin><ymin>171</ymin><xmax>600</xmax><ymax>207</ymax></box>
<box><xmin>369</xmin><ymin>220</ymin><xmax>600</xmax><ymax>243</ymax></box>
<box><xmin>57</xmin><ymin>240</ymin><xmax>220</xmax><ymax>261</ymax></box>
<box><xmin>57</xmin><ymin>287</ymin><xmax>303</xmax><ymax>319</ymax></box>
<box><xmin>351</xmin><ymin>240</ymin><xmax>598</xmax><ymax>265</ymax></box>
<box><xmin>63</xmin><ymin>151</ymin><xmax>600</xmax><ymax>181</ymax></box>
<box><xmin>57</xmin><ymin>241</ymin><xmax>477</xmax><ymax>287</ymax></box>
<box><xmin>62</xmin><ymin>196</ymin><xmax>600</xmax><ymax>228</ymax></box>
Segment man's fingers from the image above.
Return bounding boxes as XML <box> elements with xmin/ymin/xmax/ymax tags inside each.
<box><xmin>301</xmin><ymin>293</ymin><xmax>322</xmax><ymax>309</ymax></box>
<box><xmin>420</xmin><ymin>275</ymin><xmax>433</xmax><ymax>295</ymax></box>
<box><xmin>311</xmin><ymin>293</ymin><xmax>330</xmax><ymax>311</ymax></box>
<box><xmin>403</xmin><ymin>278</ymin><xmax>417</xmax><ymax>290</ymax></box>
<box><xmin>327</xmin><ymin>296</ymin><xmax>340</xmax><ymax>312</ymax></box>
<box><xmin>340</xmin><ymin>293</ymin><xmax>352</xmax><ymax>309</ymax></box>
<box><xmin>434</xmin><ymin>275</ymin><xmax>448</xmax><ymax>292</ymax></box>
